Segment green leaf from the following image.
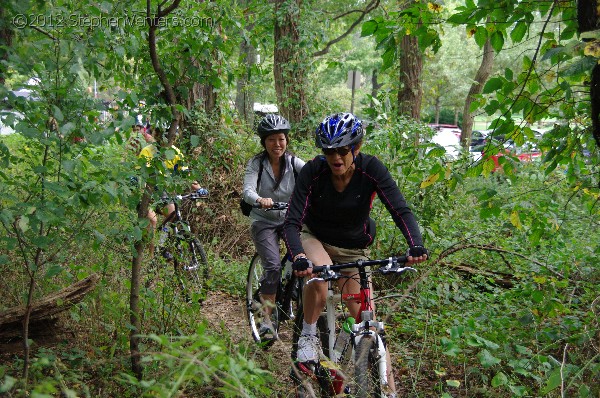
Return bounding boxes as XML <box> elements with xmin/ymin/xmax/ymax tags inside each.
<box><xmin>490</xmin><ymin>31</ymin><xmax>505</xmax><ymax>53</ymax></box>
<box><xmin>361</xmin><ymin>20</ymin><xmax>378</xmax><ymax>36</ymax></box>
<box><xmin>381</xmin><ymin>47</ymin><xmax>396</xmax><ymax>71</ymax></box>
<box><xmin>190</xmin><ymin>135</ymin><xmax>200</xmax><ymax>147</ymax></box>
<box><xmin>540</xmin><ymin>369</ymin><xmax>562</xmax><ymax>395</ymax></box>
<box><xmin>474</xmin><ymin>26</ymin><xmax>488</xmax><ymax>47</ymax></box>
<box><xmin>510</xmin><ymin>22</ymin><xmax>528</xmax><ymax>43</ymax></box>
<box><xmin>0</xmin><ymin>375</ymin><xmax>17</xmax><ymax>393</ymax></box>
<box><xmin>491</xmin><ymin>371</ymin><xmax>508</xmax><ymax>387</ymax></box>
<box><xmin>478</xmin><ymin>349</ymin><xmax>501</xmax><ymax>368</ymax></box>
<box><xmin>450</xmin><ymin>325</ymin><xmax>464</xmax><ymax>339</ymax></box>
<box><xmin>45</xmin><ymin>264</ymin><xmax>64</xmax><ymax>278</ymax></box>
<box><xmin>53</xmin><ymin>106</ymin><xmax>64</xmax><ymax>122</ymax></box>
<box><xmin>446</xmin><ymin>380</ymin><xmax>461</xmax><ymax>388</ymax></box>
<box><xmin>483</xmin><ymin>77</ymin><xmax>504</xmax><ymax>94</ymax></box>
<box><xmin>17</xmin><ymin>216</ymin><xmax>30</xmax><ymax>233</ymax></box>
<box><xmin>532</xmin><ymin>290</ymin><xmax>544</xmax><ymax>303</ymax></box>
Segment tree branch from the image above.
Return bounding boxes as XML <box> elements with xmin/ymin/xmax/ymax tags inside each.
<box><xmin>438</xmin><ymin>243</ymin><xmax>564</xmax><ymax>279</ymax></box>
<box><xmin>312</xmin><ymin>0</ymin><xmax>380</xmax><ymax>57</ymax></box>
<box><xmin>147</xmin><ymin>0</ymin><xmax>182</xmax><ymax>145</ymax></box>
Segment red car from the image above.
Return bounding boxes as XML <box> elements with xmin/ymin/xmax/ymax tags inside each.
<box><xmin>486</xmin><ymin>143</ymin><xmax>541</xmax><ymax>172</ymax></box>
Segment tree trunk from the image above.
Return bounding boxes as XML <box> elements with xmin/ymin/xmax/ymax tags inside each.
<box><xmin>371</xmin><ymin>69</ymin><xmax>383</xmax><ymax>100</ymax></box>
<box><xmin>129</xmin><ymin>186</ymin><xmax>152</xmax><ymax>380</ymax></box>
<box><xmin>434</xmin><ymin>95</ymin><xmax>441</xmax><ymax>124</ymax></box>
<box><xmin>0</xmin><ymin>7</ymin><xmax>13</xmax><ymax>85</ymax></box>
<box><xmin>578</xmin><ymin>0</ymin><xmax>600</xmax><ymax>149</ymax></box>
<box><xmin>461</xmin><ymin>39</ymin><xmax>494</xmax><ymax>147</ymax></box>
<box><xmin>236</xmin><ymin>37</ymin><xmax>256</xmax><ymax>126</ymax></box>
<box><xmin>274</xmin><ymin>0</ymin><xmax>308</xmax><ymax>127</ymax></box>
<box><xmin>398</xmin><ymin>34</ymin><xmax>423</xmax><ymax>121</ymax></box>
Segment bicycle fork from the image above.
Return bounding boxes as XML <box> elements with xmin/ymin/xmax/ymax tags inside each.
<box><xmin>351</xmin><ymin>316</ymin><xmax>389</xmax><ymax>389</ymax></box>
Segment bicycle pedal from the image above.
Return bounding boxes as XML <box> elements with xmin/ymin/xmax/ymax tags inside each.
<box><xmin>295</xmin><ymin>361</ymin><xmax>318</xmax><ymax>380</ymax></box>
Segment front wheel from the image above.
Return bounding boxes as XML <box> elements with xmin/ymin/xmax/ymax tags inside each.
<box><xmin>173</xmin><ymin>234</ymin><xmax>209</xmax><ymax>302</ymax></box>
<box><xmin>246</xmin><ymin>253</ymin><xmax>280</xmax><ymax>346</ymax></box>
<box><xmin>354</xmin><ymin>335</ymin><xmax>385</xmax><ymax>398</ymax></box>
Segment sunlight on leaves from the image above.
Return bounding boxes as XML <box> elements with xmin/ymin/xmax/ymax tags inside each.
<box><xmin>420</xmin><ymin>173</ymin><xmax>440</xmax><ymax>188</ymax></box>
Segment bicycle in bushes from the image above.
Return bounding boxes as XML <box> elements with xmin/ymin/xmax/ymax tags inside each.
<box><xmin>148</xmin><ymin>188</ymin><xmax>210</xmax><ymax>303</ymax></box>
<box><xmin>290</xmin><ymin>255</ymin><xmax>416</xmax><ymax>398</ymax></box>
<box><xmin>245</xmin><ymin>202</ymin><xmax>301</xmax><ymax>347</ymax></box>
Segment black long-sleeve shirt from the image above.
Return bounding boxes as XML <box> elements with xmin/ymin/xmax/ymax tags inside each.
<box><xmin>283</xmin><ymin>153</ymin><xmax>423</xmax><ymax>258</ymax></box>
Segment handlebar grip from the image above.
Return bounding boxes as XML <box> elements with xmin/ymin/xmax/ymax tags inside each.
<box><xmin>252</xmin><ymin>201</ymin><xmax>288</xmax><ymax>210</ymax></box>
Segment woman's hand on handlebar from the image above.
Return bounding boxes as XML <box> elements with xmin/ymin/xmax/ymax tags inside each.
<box><xmin>256</xmin><ymin>197</ymin><xmax>274</xmax><ymax>209</ymax></box>
<box><xmin>292</xmin><ymin>255</ymin><xmax>313</xmax><ymax>278</ymax></box>
<box><xmin>407</xmin><ymin>245</ymin><xmax>429</xmax><ymax>264</ymax></box>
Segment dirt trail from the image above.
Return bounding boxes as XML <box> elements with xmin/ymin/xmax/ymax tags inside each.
<box><xmin>201</xmin><ymin>290</ymin><xmax>298</xmax><ymax>397</ymax></box>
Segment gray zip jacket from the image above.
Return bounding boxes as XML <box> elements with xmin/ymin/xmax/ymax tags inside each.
<box><xmin>242</xmin><ymin>152</ymin><xmax>305</xmax><ymax>223</ymax></box>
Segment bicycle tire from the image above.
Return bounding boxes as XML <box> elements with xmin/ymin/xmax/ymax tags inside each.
<box><xmin>172</xmin><ymin>233</ymin><xmax>208</xmax><ymax>303</ymax></box>
<box><xmin>246</xmin><ymin>253</ymin><xmax>281</xmax><ymax>346</ymax></box>
<box><xmin>354</xmin><ymin>335</ymin><xmax>384</xmax><ymax>398</ymax></box>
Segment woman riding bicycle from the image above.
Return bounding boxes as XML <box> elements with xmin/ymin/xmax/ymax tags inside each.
<box><xmin>138</xmin><ymin>126</ymin><xmax>203</xmax><ymax>257</ymax></box>
<box><xmin>242</xmin><ymin>114</ymin><xmax>305</xmax><ymax>340</ymax></box>
<box><xmin>282</xmin><ymin>112</ymin><xmax>429</xmax><ymax>390</ymax></box>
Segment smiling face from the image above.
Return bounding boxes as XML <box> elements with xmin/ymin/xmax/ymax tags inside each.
<box><xmin>264</xmin><ymin>132</ymin><xmax>288</xmax><ymax>161</ymax></box>
<box><xmin>323</xmin><ymin>144</ymin><xmax>360</xmax><ymax>177</ymax></box>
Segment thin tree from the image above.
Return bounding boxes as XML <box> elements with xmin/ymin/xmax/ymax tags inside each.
<box><xmin>461</xmin><ymin>38</ymin><xmax>495</xmax><ymax>147</ymax></box>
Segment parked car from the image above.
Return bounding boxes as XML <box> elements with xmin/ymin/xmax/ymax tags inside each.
<box><xmin>0</xmin><ymin>110</ymin><xmax>23</xmax><ymax>135</ymax></box>
<box><xmin>429</xmin><ymin>123</ymin><xmax>462</xmax><ymax>139</ymax></box>
<box><xmin>471</xmin><ymin>129</ymin><xmax>490</xmax><ymax>146</ymax></box>
<box><xmin>430</xmin><ymin>128</ymin><xmax>462</xmax><ymax>159</ymax></box>
<box><xmin>484</xmin><ymin>142</ymin><xmax>542</xmax><ymax>172</ymax></box>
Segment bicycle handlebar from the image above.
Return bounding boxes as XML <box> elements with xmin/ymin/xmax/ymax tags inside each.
<box><xmin>252</xmin><ymin>201</ymin><xmax>288</xmax><ymax>211</ymax></box>
<box><xmin>309</xmin><ymin>256</ymin><xmax>416</xmax><ymax>282</ymax></box>
<box><xmin>175</xmin><ymin>188</ymin><xmax>209</xmax><ymax>201</ymax></box>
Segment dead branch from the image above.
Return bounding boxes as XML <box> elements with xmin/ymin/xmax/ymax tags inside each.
<box><xmin>438</xmin><ymin>243</ymin><xmax>564</xmax><ymax>279</ymax></box>
<box><xmin>312</xmin><ymin>0</ymin><xmax>380</xmax><ymax>57</ymax></box>
<box><xmin>0</xmin><ymin>274</ymin><xmax>100</xmax><ymax>327</ymax></box>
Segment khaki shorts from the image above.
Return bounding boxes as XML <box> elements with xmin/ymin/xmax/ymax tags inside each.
<box><xmin>300</xmin><ymin>225</ymin><xmax>370</xmax><ymax>272</ymax></box>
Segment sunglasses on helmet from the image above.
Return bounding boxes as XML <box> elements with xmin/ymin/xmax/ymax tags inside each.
<box><xmin>322</xmin><ymin>146</ymin><xmax>352</xmax><ymax>156</ymax></box>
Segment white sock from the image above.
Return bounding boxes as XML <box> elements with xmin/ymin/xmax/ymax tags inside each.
<box><xmin>302</xmin><ymin>320</ymin><xmax>317</xmax><ymax>336</ymax></box>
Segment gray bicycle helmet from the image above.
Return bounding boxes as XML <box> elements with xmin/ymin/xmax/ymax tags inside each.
<box><xmin>257</xmin><ymin>114</ymin><xmax>290</xmax><ymax>139</ymax></box>
<box><xmin>315</xmin><ymin>112</ymin><xmax>364</xmax><ymax>148</ymax></box>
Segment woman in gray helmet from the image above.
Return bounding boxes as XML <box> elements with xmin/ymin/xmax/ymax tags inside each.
<box><xmin>242</xmin><ymin>114</ymin><xmax>305</xmax><ymax>340</ymax></box>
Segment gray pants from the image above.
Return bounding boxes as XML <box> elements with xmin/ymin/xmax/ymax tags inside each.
<box><xmin>251</xmin><ymin>220</ymin><xmax>285</xmax><ymax>295</ymax></box>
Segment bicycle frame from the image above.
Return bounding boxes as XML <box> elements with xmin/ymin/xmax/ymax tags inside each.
<box><xmin>310</xmin><ymin>257</ymin><xmax>415</xmax><ymax>395</ymax></box>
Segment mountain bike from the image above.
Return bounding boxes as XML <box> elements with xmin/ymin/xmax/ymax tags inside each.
<box><xmin>245</xmin><ymin>202</ymin><xmax>300</xmax><ymax>347</ymax></box>
<box><xmin>290</xmin><ymin>255</ymin><xmax>416</xmax><ymax>398</ymax></box>
<box><xmin>150</xmin><ymin>188</ymin><xmax>210</xmax><ymax>303</ymax></box>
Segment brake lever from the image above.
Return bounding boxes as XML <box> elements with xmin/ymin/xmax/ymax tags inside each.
<box><xmin>380</xmin><ymin>265</ymin><xmax>417</xmax><ymax>275</ymax></box>
<box><xmin>305</xmin><ymin>267</ymin><xmax>338</xmax><ymax>285</ymax></box>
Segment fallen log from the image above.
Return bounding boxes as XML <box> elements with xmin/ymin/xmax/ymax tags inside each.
<box><xmin>442</xmin><ymin>261</ymin><xmax>516</xmax><ymax>288</ymax></box>
<box><xmin>0</xmin><ymin>274</ymin><xmax>99</xmax><ymax>351</ymax></box>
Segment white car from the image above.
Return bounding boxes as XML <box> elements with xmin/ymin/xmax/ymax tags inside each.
<box><xmin>0</xmin><ymin>110</ymin><xmax>23</xmax><ymax>135</ymax></box>
<box><xmin>431</xmin><ymin>129</ymin><xmax>462</xmax><ymax>159</ymax></box>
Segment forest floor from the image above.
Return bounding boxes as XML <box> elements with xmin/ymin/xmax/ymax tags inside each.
<box><xmin>200</xmin><ymin>290</ymin><xmax>442</xmax><ymax>398</ymax></box>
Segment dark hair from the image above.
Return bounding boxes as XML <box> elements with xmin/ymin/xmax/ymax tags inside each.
<box><xmin>252</xmin><ymin>150</ymin><xmax>292</xmax><ymax>191</ymax></box>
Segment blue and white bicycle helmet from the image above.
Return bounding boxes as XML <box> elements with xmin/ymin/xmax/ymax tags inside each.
<box><xmin>257</xmin><ymin>114</ymin><xmax>290</xmax><ymax>139</ymax></box>
<box><xmin>315</xmin><ymin>112</ymin><xmax>364</xmax><ymax>148</ymax></box>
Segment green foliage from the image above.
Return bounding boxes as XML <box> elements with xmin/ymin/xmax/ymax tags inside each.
<box><xmin>123</xmin><ymin>328</ymin><xmax>272</xmax><ymax>397</ymax></box>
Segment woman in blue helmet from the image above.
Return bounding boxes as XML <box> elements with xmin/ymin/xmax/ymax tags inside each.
<box><xmin>283</xmin><ymin>112</ymin><xmax>429</xmax><ymax>390</ymax></box>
